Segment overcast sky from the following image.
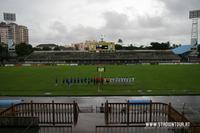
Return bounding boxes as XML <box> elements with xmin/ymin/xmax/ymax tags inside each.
<box><xmin>0</xmin><ymin>0</ymin><xmax>200</xmax><ymax>46</ymax></box>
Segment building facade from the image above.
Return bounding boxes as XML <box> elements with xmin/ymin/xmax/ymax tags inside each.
<box><xmin>0</xmin><ymin>23</ymin><xmax>9</xmax><ymax>44</ymax></box>
<box><xmin>18</xmin><ymin>25</ymin><xmax>29</xmax><ymax>44</ymax></box>
<box><xmin>72</xmin><ymin>42</ymin><xmax>88</xmax><ymax>51</ymax></box>
<box><xmin>0</xmin><ymin>22</ymin><xmax>29</xmax><ymax>45</ymax></box>
<box><xmin>88</xmin><ymin>41</ymin><xmax>115</xmax><ymax>52</ymax></box>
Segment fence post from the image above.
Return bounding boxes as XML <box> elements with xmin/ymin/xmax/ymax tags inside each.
<box><xmin>31</xmin><ymin>100</ymin><xmax>34</xmax><ymax>117</ymax></box>
<box><xmin>11</xmin><ymin>103</ymin><xmax>14</xmax><ymax>116</ymax></box>
<box><xmin>95</xmin><ymin>126</ymin><xmax>97</xmax><ymax>133</ymax></box>
<box><xmin>52</xmin><ymin>100</ymin><xmax>55</xmax><ymax>126</ymax></box>
<box><xmin>105</xmin><ymin>100</ymin><xmax>108</xmax><ymax>124</ymax></box>
<box><xmin>73</xmin><ymin>101</ymin><xmax>78</xmax><ymax>126</ymax></box>
<box><xmin>168</xmin><ymin>102</ymin><xmax>171</xmax><ymax>122</ymax></box>
<box><xmin>149</xmin><ymin>102</ymin><xmax>152</xmax><ymax>122</ymax></box>
<box><xmin>127</xmin><ymin>102</ymin><xmax>130</xmax><ymax>126</ymax></box>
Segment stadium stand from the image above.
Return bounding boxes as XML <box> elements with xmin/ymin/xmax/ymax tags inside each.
<box><xmin>172</xmin><ymin>45</ymin><xmax>200</xmax><ymax>62</ymax></box>
<box><xmin>25</xmin><ymin>50</ymin><xmax>181</xmax><ymax>64</ymax></box>
<box><xmin>172</xmin><ymin>45</ymin><xmax>192</xmax><ymax>55</ymax></box>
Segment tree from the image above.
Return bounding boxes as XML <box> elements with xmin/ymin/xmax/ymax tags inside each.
<box><xmin>171</xmin><ymin>44</ymin><xmax>179</xmax><ymax>49</ymax></box>
<box><xmin>198</xmin><ymin>45</ymin><xmax>200</xmax><ymax>57</ymax></box>
<box><xmin>54</xmin><ymin>46</ymin><xmax>60</xmax><ymax>51</ymax></box>
<box><xmin>149</xmin><ymin>41</ymin><xmax>170</xmax><ymax>50</ymax></box>
<box><xmin>0</xmin><ymin>43</ymin><xmax>9</xmax><ymax>65</ymax></box>
<box><xmin>42</xmin><ymin>47</ymin><xmax>51</xmax><ymax>51</ymax></box>
<box><xmin>139</xmin><ymin>45</ymin><xmax>144</xmax><ymax>49</ymax></box>
<box><xmin>33</xmin><ymin>47</ymin><xmax>41</xmax><ymax>51</ymax></box>
<box><xmin>115</xmin><ymin>44</ymin><xmax>123</xmax><ymax>50</ymax></box>
<box><xmin>126</xmin><ymin>44</ymin><xmax>138</xmax><ymax>50</ymax></box>
<box><xmin>15</xmin><ymin>43</ymin><xmax>33</xmax><ymax>56</ymax></box>
<box><xmin>117</xmin><ymin>39</ymin><xmax>123</xmax><ymax>44</ymax></box>
<box><xmin>0</xmin><ymin>43</ymin><xmax>8</xmax><ymax>57</ymax></box>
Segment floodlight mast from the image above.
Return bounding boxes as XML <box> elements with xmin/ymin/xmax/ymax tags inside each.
<box><xmin>189</xmin><ymin>10</ymin><xmax>200</xmax><ymax>50</ymax></box>
<box><xmin>3</xmin><ymin>12</ymin><xmax>16</xmax><ymax>24</ymax></box>
<box><xmin>191</xmin><ymin>19</ymin><xmax>198</xmax><ymax>49</ymax></box>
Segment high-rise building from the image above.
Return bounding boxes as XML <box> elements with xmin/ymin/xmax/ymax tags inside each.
<box><xmin>8</xmin><ymin>23</ymin><xmax>29</xmax><ymax>44</ymax></box>
<box><xmin>7</xmin><ymin>23</ymin><xmax>18</xmax><ymax>44</ymax></box>
<box><xmin>0</xmin><ymin>22</ymin><xmax>9</xmax><ymax>44</ymax></box>
<box><xmin>18</xmin><ymin>25</ymin><xmax>29</xmax><ymax>44</ymax></box>
<box><xmin>0</xmin><ymin>22</ymin><xmax>29</xmax><ymax>45</ymax></box>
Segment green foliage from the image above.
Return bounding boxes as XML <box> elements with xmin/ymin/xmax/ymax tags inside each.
<box><xmin>125</xmin><ymin>44</ymin><xmax>138</xmax><ymax>50</ymax></box>
<box><xmin>33</xmin><ymin>47</ymin><xmax>41</xmax><ymax>51</ymax></box>
<box><xmin>117</xmin><ymin>39</ymin><xmax>123</xmax><ymax>43</ymax></box>
<box><xmin>198</xmin><ymin>45</ymin><xmax>200</xmax><ymax>57</ymax></box>
<box><xmin>115</xmin><ymin>41</ymin><xmax>171</xmax><ymax>50</ymax></box>
<box><xmin>0</xmin><ymin>44</ymin><xmax>8</xmax><ymax>63</ymax></box>
<box><xmin>149</xmin><ymin>42</ymin><xmax>170</xmax><ymax>50</ymax></box>
<box><xmin>42</xmin><ymin>47</ymin><xmax>51</xmax><ymax>51</ymax></box>
<box><xmin>15</xmin><ymin>43</ymin><xmax>33</xmax><ymax>56</ymax></box>
<box><xmin>0</xmin><ymin>65</ymin><xmax>200</xmax><ymax>96</ymax></box>
<box><xmin>115</xmin><ymin>44</ymin><xmax>123</xmax><ymax>50</ymax></box>
<box><xmin>54</xmin><ymin>46</ymin><xmax>60</xmax><ymax>51</ymax></box>
<box><xmin>0</xmin><ymin>44</ymin><xmax>7</xmax><ymax>56</ymax></box>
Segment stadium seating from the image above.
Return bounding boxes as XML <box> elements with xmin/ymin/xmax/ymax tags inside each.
<box><xmin>25</xmin><ymin>50</ymin><xmax>181</xmax><ymax>64</ymax></box>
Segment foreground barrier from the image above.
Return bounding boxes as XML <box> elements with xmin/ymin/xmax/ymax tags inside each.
<box><xmin>0</xmin><ymin>101</ymin><xmax>79</xmax><ymax>126</ymax></box>
<box><xmin>39</xmin><ymin>126</ymin><xmax>72</xmax><ymax>133</ymax></box>
<box><xmin>104</xmin><ymin>101</ymin><xmax>190</xmax><ymax>124</ymax></box>
<box><xmin>0</xmin><ymin>117</ymin><xmax>39</xmax><ymax>127</ymax></box>
<box><xmin>101</xmin><ymin>101</ymin><xmax>200</xmax><ymax>133</ymax></box>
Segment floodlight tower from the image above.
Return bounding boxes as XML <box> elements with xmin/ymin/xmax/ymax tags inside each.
<box><xmin>3</xmin><ymin>12</ymin><xmax>16</xmax><ymax>24</ymax></box>
<box><xmin>189</xmin><ymin>10</ymin><xmax>200</xmax><ymax>50</ymax></box>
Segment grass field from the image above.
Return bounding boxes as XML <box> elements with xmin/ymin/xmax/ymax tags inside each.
<box><xmin>0</xmin><ymin>64</ymin><xmax>200</xmax><ymax>96</ymax></box>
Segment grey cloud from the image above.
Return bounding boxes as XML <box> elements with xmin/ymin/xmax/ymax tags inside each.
<box><xmin>50</xmin><ymin>21</ymin><xmax>68</xmax><ymax>35</ymax></box>
<box><xmin>86</xmin><ymin>0</ymin><xmax>113</xmax><ymax>4</ymax></box>
<box><xmin>100</xmin><ymin>11</ymin><xmax>188</xmax><ymax>44</ymax></box>
<box><xmin>0</xmin><ymin>0</ymin><xmax>194</xmax><ymax>46</ymax></box>
<box><xmin>102</xmin><ymin>11</ymin><xmax>133</xmax><ymax>30</ymax></box>
<box><xmin>162</xmin><ymin>0</ymin><xmax>200</xmax><ymax>18</ymax></box>
<box><xmin>42</xmin><ymin>10</ymin><xmax>191</xmax><ymax>45</ymax></box>
<box><xmin>137</xmin><ymin>15</ymin><xmax>166</xmax><ymax>28</ymax></box>
<box><xmin>42</xmin><ymin>12</ymin><xmax>133</xmax><ymax>44</ymax></box>
<box><xmin>44</xmin><ymin>21</ymin><xmax>98</xmax><ymax>44</ymax></box>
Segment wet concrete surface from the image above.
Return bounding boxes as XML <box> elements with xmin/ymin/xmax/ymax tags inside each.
<box><xmin>73</xmin><ymin>113</ymin><xmax>104</xmax><ymax>133</ymax></box>
<box><xmin>0</xmin><ymin>96</ymin><xmax>200</xmax><ymax>133</ymax></box>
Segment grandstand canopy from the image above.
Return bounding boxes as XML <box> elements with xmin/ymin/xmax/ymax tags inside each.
<box><xmin>172</xmin><ymin>45</ymin><xmax>192</xmax><ymax>55</ymax></box>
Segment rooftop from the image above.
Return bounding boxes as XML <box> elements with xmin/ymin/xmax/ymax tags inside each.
<box><xmin>172</xmin><ymin>45</ymin><xmax>192</xmax><ymax>55</ymax></box>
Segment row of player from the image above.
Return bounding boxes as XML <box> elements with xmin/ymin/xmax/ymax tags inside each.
<box><xmin>55</xmin><ymin>77</ymin><xmax>135</xmax><ymax>85</ymax></box>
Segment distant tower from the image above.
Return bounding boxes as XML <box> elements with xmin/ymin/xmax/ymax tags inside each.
<box><xmin>100</xmin><ymin>34</ymin><xmax>105</xmax><ymax>42</ymax></box>
<box><xmin>3</xmin><ymin>12</ymin><xmax>16</xmax><ymax>53</ymax></box>
<box><xmin>189</xmin><ymin>10</ymin><xmax>200</xmax><ymax>50</ymax></box>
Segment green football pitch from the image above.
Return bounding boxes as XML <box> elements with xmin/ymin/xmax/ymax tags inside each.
<box><xmin>0</xmin><ymin>64</ymin><xmax>200</xmax><ymax>96</ymax></box>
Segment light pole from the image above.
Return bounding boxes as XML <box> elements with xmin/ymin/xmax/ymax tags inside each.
<box><xmin>97</xmin><ymin>67</ymin><xmax>105</xmax><ymax>92</ymax></box>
